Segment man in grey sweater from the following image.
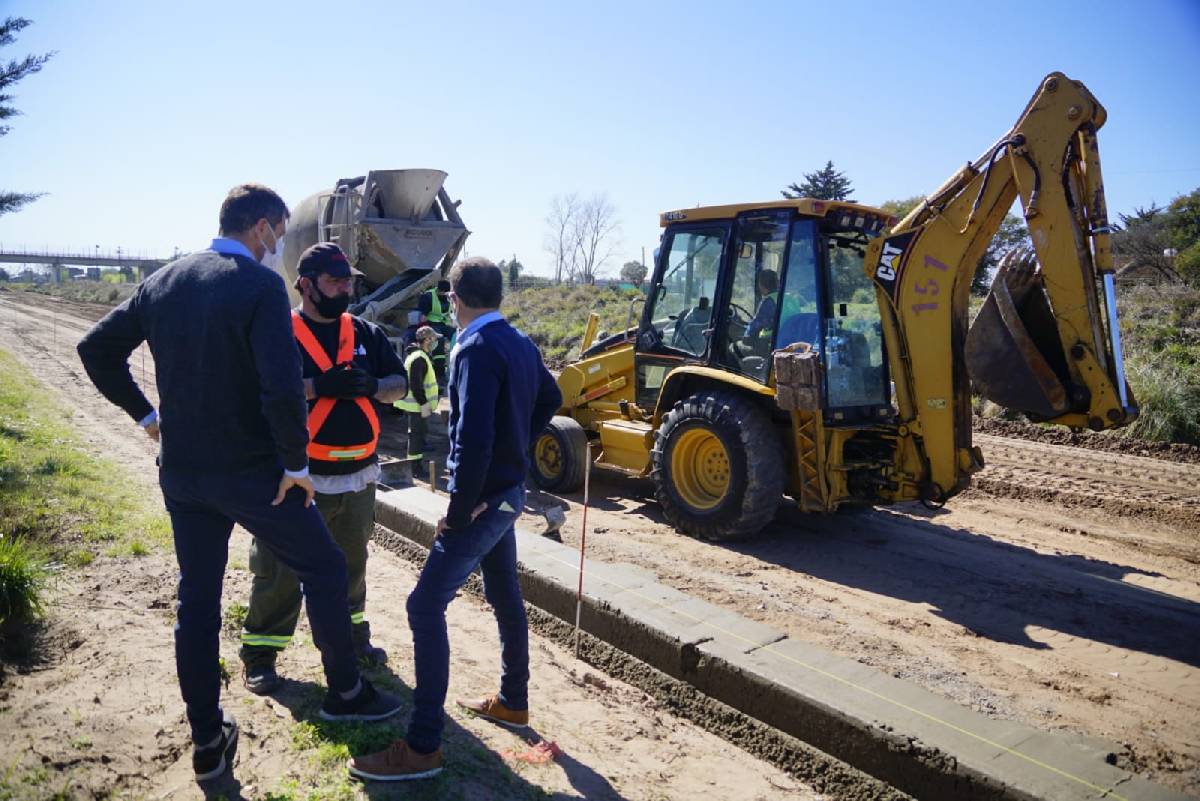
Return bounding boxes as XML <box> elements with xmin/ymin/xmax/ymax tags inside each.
<box><xmin>76</xmin><ymin>184</ymin><xmax>400</xmax><ymax>784</ymax></box>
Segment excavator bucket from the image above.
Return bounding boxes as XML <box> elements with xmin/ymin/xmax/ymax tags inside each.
<box><xmin>966</xmin><ymin>249</ymin><xmax>1075</xmax><ymax>419</ymax></box>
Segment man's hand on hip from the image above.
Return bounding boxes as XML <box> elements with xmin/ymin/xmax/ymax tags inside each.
<box><xmin>273</xmin><ymin>472</ymin><xmax>315</xmax><ymax>507</ymax></box>
<box><xmin>436</xmin><ymin>502</ymin><xmax>488</xmax><ymax>537</ymax></box>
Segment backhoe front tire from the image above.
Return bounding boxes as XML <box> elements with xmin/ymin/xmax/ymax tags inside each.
<box><xmin>531</xmin><ymin>415</ymin><xmax>589</xmax><ymax>493</ymax></box>
<box><xmin>651</xmin><ymin>391</ymin><xmax>784</xmax><ymax>541</ymax></box>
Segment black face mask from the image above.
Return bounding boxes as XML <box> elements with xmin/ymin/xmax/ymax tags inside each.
<box><xmin>309</xmin><ymin>282</ymin><xmax>350</xmax><ymax>318</ymax></box>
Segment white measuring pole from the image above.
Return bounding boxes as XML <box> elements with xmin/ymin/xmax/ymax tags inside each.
<box><xmin>573</xmin><ymin>455</ymin><xmax>591</xmax><ymax>659</ymax></box>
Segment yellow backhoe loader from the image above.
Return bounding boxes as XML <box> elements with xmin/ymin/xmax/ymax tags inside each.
<box><xmin>530</xmin><ymin>72</ymin><xmax>1137</xmax><ymax>541</ymax></box>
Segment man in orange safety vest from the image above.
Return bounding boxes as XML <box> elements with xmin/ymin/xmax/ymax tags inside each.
<box><xmin>239</xmin><ymin>242</ymin><xmax>409</xmax><ymax>694</ymax></box>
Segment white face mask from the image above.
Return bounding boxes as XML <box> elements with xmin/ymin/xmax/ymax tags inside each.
<box><xmin>260</xmin><ymin>225</ymin><xmax>285</xmax><ymax>271</ymax></box>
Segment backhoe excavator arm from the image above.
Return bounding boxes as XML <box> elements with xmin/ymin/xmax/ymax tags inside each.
<box><xmin>865</xmin><ymin>72</ymin><xmax>1136</xmax><ymax>503</ymax></box>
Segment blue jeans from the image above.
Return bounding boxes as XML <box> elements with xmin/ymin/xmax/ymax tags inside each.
<box><xmin>405</xmin><ymin>485</ymin><xmax>528</xmax><ymax>754</ymax></box>
<box><xmin>160</xmin><ymin>465</ymin><xmax>361</xmax><ymax>745</ymax></box>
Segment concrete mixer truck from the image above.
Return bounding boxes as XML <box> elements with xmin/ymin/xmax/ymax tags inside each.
<box><xmin>276</xmin><ymin>169</ymin><xmax>469</xmax><ymax>340</ymax></box>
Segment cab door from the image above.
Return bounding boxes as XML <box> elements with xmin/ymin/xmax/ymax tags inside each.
<box><xmin>634</xmin><ymin>223</ymin><xmax>730</xmax><ymax>410</ymax></box>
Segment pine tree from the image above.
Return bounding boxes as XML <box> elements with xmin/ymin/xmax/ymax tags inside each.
<box><xmin>1</xmin><ymin>17</ymin><xmax>54</xmax><ymax>217</ymax></box>
<box><xmin>781</xmin><ymin>161</ymin><xmax>854</xmax><ymax>201</ymax></box>
<box><xmin>507</xmin><ymin>255</ymin><xmax>524</xmax><ymax>286</ymax></box>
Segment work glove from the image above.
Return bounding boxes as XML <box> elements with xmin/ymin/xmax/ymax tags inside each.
<box><xmin>419</xmin><ymin>401</ymin><xmax>434</xmax><ymax>418</ymax></box>
<box><xmin>313</xmin><ymin>366</ymin><xmax>379</xmax><ymax>399</ymax></box>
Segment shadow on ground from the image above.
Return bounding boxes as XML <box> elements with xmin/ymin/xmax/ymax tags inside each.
<box><xmin>197</xmin><ymin>646</ymin><xmax>628</xmax><ymax>800</ymax></box>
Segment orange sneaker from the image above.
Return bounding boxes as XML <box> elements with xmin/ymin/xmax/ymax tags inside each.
<box><xmin>347</xmin><ymin>740</ymin><xmax>443</xmax><ymax>782</ymax></box>
<box><xmin>455</xmin><ymin>694</ymin><xmax>529</xmax><ymax>729</ymax></box>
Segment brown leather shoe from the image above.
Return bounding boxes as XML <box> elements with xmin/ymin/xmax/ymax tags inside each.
<box><xmin>455</xmin><ymin>694</ymin><xmax>529</xmax><ymax>729</ymax></box>
<box><xmin>347</xmin><ymin>740</ymin><xmax>443</xmax><ymax>782</ymax></box>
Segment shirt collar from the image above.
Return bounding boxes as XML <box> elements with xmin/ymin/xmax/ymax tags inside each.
<box><xmin>459</xmin><ymin>310</ymin><xmax>504</xmax><ymax>341</ymax></box>
<box><xmin>210</xmin><ymin>237</ymin><xmax>256</xmax><ymax>261</ymax></box>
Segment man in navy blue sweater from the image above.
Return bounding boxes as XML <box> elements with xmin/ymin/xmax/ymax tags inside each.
<box><xmin>76</xmin><ymin>185</ymin><xmax>401</xmax><ymax>784</ymax></box>
<box><xmin>349</xmin><ymin>257</ymin><xmax>562</xmax><ymax>782</ymax></box>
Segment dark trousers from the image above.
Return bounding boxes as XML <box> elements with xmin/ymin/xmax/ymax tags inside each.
<box><xmin>407</xmin><ymin>411</ymin><xmax>428</xmax><ymax>459</ymax></box>
<box><xmin>429</xmin><ymin>322</ymin><xmax>455</xmax><ymax>383</ymax></box>
<box><xmin>160</xmin><ymin>465</ymin><xmax>360</xmax><ymax>745</ymax></box>
<box><xmin>240</xmin><ymin>484</ymin><xmax>376</xmax><ymax>661</ymax></box>
<box><xmin>405</xmin><ymin>485</ymin><xmax>528</xmax><ymax>754</ymax></box>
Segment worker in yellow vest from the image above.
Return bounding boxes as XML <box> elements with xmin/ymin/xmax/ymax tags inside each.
<box><xmin>395</xmin><ymin>326</ymin><xmax>441</xmax><ymax>480</ymax></box>
<box><xmin>417</xmin><ymin>279</ymin><xmax>455</xmax><ymax>384</ymax></box>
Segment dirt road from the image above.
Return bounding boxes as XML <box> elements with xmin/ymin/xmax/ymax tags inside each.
<box><xmin>2</xmin><ymin>288</ymin><xmax>1197</xmax><ymax>796</ymax></box>
<box><xmin>0</xmin><ymin>290</ymin><xmax>837</xmax><ymax>801</ymax></box>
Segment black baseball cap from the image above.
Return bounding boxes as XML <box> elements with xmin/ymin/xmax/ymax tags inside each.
<box><xmin>297</xmin><ymin>242</ymin><xmax>362</xmax><ymax>279</ymax></box>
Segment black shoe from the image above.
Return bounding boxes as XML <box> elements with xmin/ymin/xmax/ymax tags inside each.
<box><xmin>319</xmin><ymin>677</ymin><xmax>402</xmax><ymax>722</ymax></box>
<box><xmin>356</xmin><ymin>641</ymin><xmax>389</xmax><ymax>667</ymax></box>
<box><xmin>193</xmin><ymin>714</ymin><xmax>238</xmax><ymax>782</ymax></box>
<box><xmin>243</xmin><ymin>661</ymin><xmax>283</xmax><ymax>696</ymax></box>
<box><xmin>411</xmin><ymin>462</ymin><xmax>428</xmax><ymax>479</ymax></box>
<box><xmin>352</xmin><ymin>621</ymin><xmax>389</xmax><ymax>667</ymax></box>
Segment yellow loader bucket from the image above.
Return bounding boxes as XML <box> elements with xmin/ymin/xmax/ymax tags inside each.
<box><xmin>965</xmin><ymin>250</ymin><xmax>1073</xmax><ymax>420</ymax></box>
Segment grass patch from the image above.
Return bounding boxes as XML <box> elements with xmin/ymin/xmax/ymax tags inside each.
<box><xmin>65</xmin><ymin>549</ymin><xmax>94</xmax><ymax>568</ymax></box>
<box><xmin>0</xmin><ymin>761</ymin><xmax>76</xmax><ymax>801</ymax></box>
<box><xmin>1118</xmin><ymin>282</ymin><xmax>1200</xmax><ymax>444</ymax></box>
<box><xmin>0</xmin><ymin>347</ymin><xmax>169</xmax><ymax>643</ymax></box>
<box><xmin>278</xmin><ymin>720</ymin><xmax>396</xmax><ymax>800</ymax></box>
<box><xmin>0</xmin><ymin>538</ymin><xmax>47</xmax><ymax>633</ymax></box>
<box><xmin>503</xmin><ymin>283</ymin><xmax>644</xmax><ymax>368</ymax></box>
<box><xmin>222</xmin><ymin>602</ymin><xmax>248</xmax><ymax>636</ymax></box>
<box><xmin>0</xmin><ymin>347</ymin><xmax>168</xmax><ymax>554</ymax></box>
<box><xmin>4</xmin><ymin>281</ymin><xmax>135</xmax><ymax>307</ymax></box>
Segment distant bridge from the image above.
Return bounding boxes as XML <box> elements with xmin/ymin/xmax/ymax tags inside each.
<box><xmin>0</xmin><ymin>248</ymin><xmax>171</xmax><ymax>280</ymax></box>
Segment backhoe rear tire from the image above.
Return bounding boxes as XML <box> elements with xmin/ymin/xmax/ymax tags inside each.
<box><xmin>651</xmin><ymin>390</ymin><xmax>784</xmax><ymax>541</ymax></box>
<box><xmin>531</xmin><ymin>415</ymin><xmax>589</xmax><ymax>493</ymax></box>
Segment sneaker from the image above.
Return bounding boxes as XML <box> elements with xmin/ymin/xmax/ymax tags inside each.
<box><xmin>243</xmin><ymin>661</ymin><xmax>283</xmax><ymax>696</ymax></box>
<box><xmin>193</xmin><ymin>715</ymin><xmax>238</xmax><ymax>782</ymax></box>
<box><xmin>348</xmin><ymin>740</ymin><xmax>443</xmax><ymax>782</ymax></box>
<box><xmin>319</xmin><ymin>677</ymin><xmax>402</xmax><ymax>722</ymax></box>
<box><xmin>455</xmin><ymin>695</ymin><xmax>529</xmax><ymax>729</ymax></box>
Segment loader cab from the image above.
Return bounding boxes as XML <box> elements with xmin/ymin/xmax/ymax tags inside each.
<box><xmin>637</xmin><ymin>202</ymin><xmax>892</xmax><ymax>423</ymax></box>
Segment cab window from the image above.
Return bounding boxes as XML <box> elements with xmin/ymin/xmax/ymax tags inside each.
<box><xmin>774</xmin><ymin>219</ymin><xmax>821</xmax><ymax>351</ymax></box>
<box><xmin>722</xmin><ymin>211</ymin><xmax>789</xmax><ymax>382</ymax></box>
<box><xmin>648</xmin><ymin>228</ymin><xmax>725</xmax><ymax>358</ymax></box>
<box><xmin>822</xmin><ymin>226</ymin><xmax>888</xmax><ymax>409</ymax></box>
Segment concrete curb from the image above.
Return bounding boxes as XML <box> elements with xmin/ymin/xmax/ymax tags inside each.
<box><xmin>374</xmin><ymin>486</ymin><xmax>1192</xmax><ymax>801</ymax></box>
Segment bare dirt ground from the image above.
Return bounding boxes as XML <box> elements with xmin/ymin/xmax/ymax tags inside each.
<box><xmin>3</xmin><ymin>288</ymin><xmax>1199</xmax><ymax>797</ymax></box>
<box><xmin>0</xmin><ymin>290</ymin><xmax>829</xmax><ymax>800</ymax></box>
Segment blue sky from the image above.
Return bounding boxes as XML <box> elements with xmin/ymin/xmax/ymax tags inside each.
<box><xmin>1</xmin><ymin>0</ymin><xmax>1198</xmax><ymax>276</ymax></box>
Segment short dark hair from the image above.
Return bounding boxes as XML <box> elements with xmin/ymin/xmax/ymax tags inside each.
<box><xmin>448</xmin><ymin>257</ymin><xmax>503</xmax><ymax>309</ymax></box>
<box><xmin>218</xmin><ymin>183</ymin><xmax>289</xmax><ymax>236</ymax></box>
<box><xmin>757</xmin><ymin>269</ymin><xmax>778</xmax><ymax>293</ymax></box>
